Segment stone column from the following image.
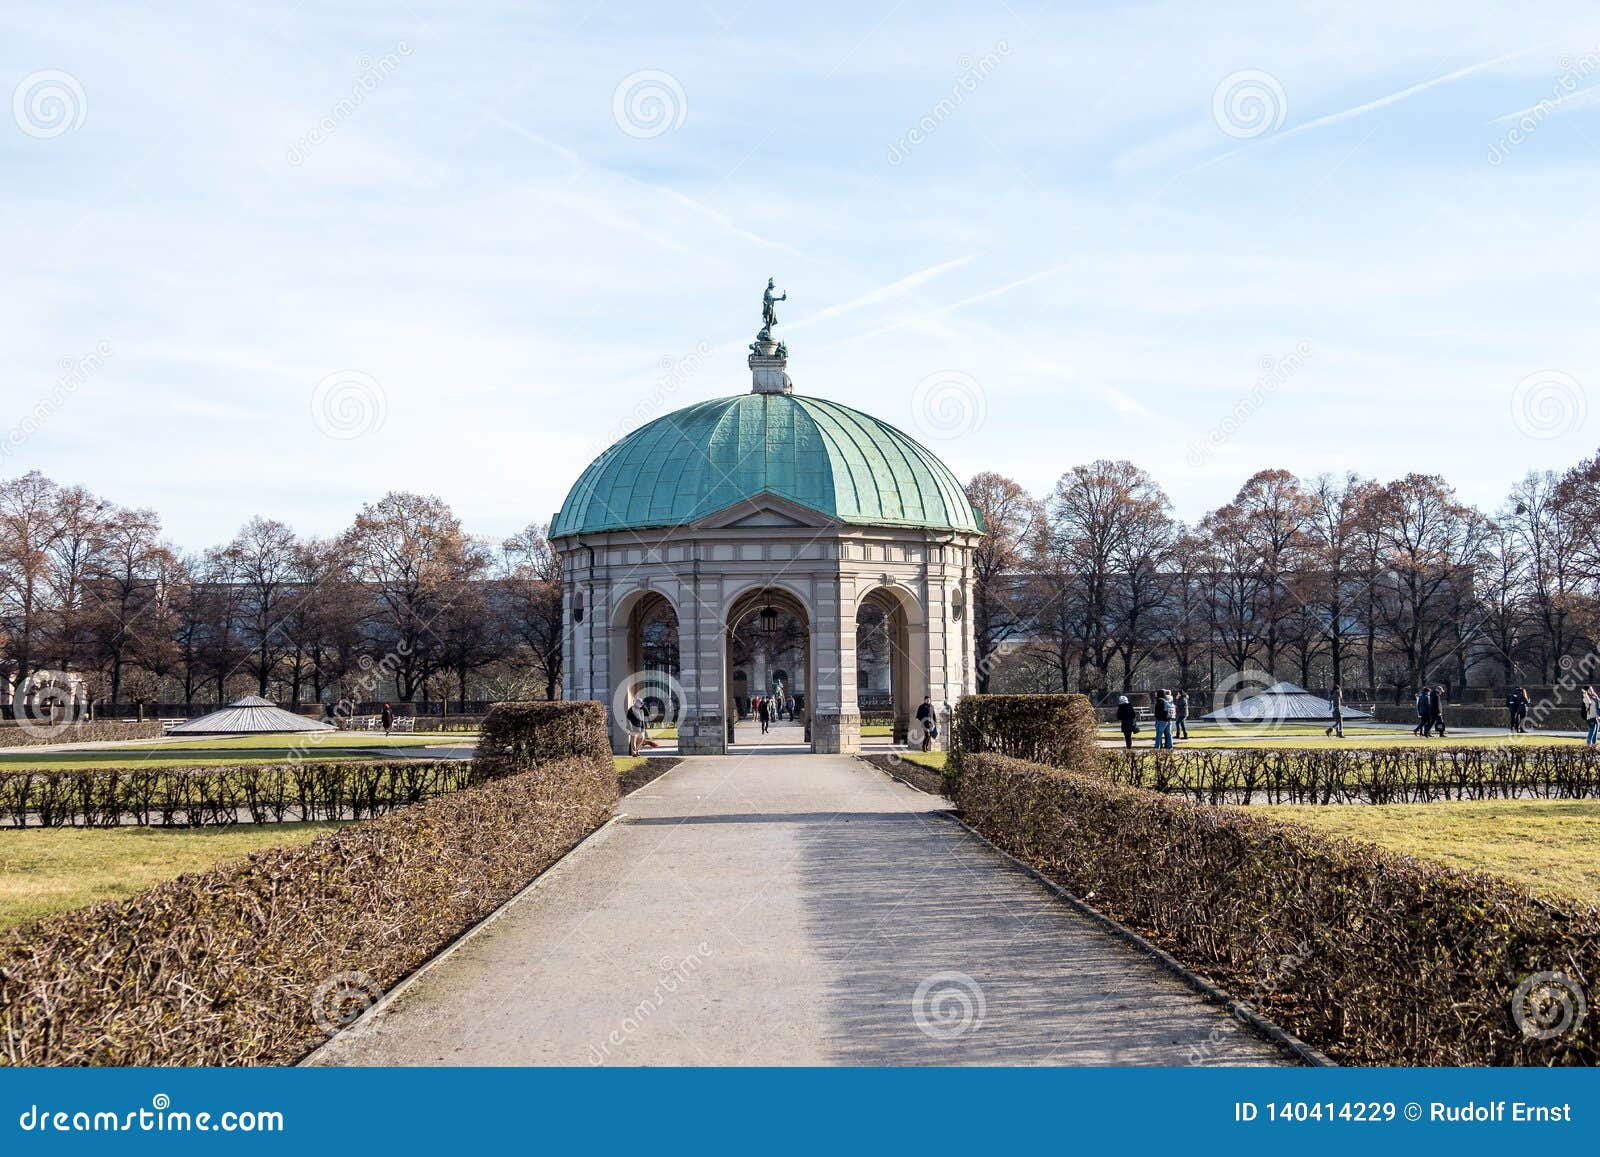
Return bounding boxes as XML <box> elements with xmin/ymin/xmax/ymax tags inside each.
<box><xmin>811</xmin><ymin>563</ymin><xmax>860</xmax><ymax>753</ymax></box>
<box><xmin>676</xmin><ymin>560</ymin><xmax>726</xmax><ymax>755</ymax></box>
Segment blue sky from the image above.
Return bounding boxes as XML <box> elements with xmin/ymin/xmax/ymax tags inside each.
<box><xmin>4</xmin><ymin>1</ymin><xmax>1599</xmax><ymax>550</ymax></box>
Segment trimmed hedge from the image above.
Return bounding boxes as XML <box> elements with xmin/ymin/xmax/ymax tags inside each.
<box><xmin>473</xmin><ymin>700</ymin><xmax>611</xmax><ymax>782</ymax></box>
<box><xmin>0</xmin><ymin>753</ymin><xmax>617</xmax><ymax>1065</ymax></box>
<box><xmin>0</xmin><ymin>701</ymin><xmax>619</xmax><ymax>1066</ymax></box>
<box><xmin>0</xmin><ymin>761</ymin><xmax>472</xmax><ymax>827</ymax></box>
<box><xmin>0</xmin><ymin>720</ymin><xmax>166</xmax><ymax>748</ymax></box>
<box><xmin>950</xmin><ymin>694</ymin><xmax>1100</xmax><ymax>778</ymax></box>
<box><xmin>1104</xmin><ymin>746</ymin><xmax>1600</xmax><ymax>805</ymax></box>
<box><xmin>949</xmin><ymin>752</ymin><xmax>1600</xmax><ymax>1066</ymax></box>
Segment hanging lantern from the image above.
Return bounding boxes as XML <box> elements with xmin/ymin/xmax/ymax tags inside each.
<box><xmin>759</xmin><ymin>605</ymin><xmax>778</xmax><ymax>636</ymax></box>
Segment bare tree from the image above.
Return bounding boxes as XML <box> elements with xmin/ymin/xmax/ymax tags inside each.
<box><xmin>964</xmin><ymin>471</ymin><xmax>1041</xmax><ymax>692</ymax></box>
<box><xmin>343</xmin><ymin>492</ymin><xmax>486</xmax><ymax>701</ymax></box>
<box><xmin>500</xmin><ymin>523</ymin><xmax>565</xmax><ymax>700</ymax></box>
<box><xmin>1369</xmin><ymin>474</ymin><xmax>1491</xmax><ymax>690</ymax></box>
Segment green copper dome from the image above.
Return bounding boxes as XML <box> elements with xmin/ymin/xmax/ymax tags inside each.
<box><xmin>552</xmin><ymin>393</ymin><xmax>980</xmax><ymax>537</ymax></box>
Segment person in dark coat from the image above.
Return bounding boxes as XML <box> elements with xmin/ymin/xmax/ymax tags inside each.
<box><xmin>759</xmin><ymin>696</ymin><xmax>771</xmax><ymax>734</ymax></box>
<box><xmin>915</xmin><ymin>695</ymin><xmax>938</xmax><ymax>752</ymax></box>
<box><xmin>1507</xmin><ymin>688</ymin><xmax>1529</xmax><ymax>733</ymax></box>
<box><xmin>1428</xmin><ymin>685</ymin><xmax>1446</xmax><ymax>737</ymax></box>
<box><xmin>1325</xmin><ymin>685</ymin><xmax>1345</xmax><ymax>738</ymax></box>
<box><xmin>1173</xmin><ymin>690</ymin><xmax>1189</xmax><ymax>740</ymax></box>
<box><xmin>1413</xmin><ymin>688</ymin><xmax>1429</xmax><ymax>736</ymax></box>
<box><xmin>381</xmin><ymin>702</ymin><xmax>394</xmax><ymax>736</ymax></box>
<box><xmin>1115</xmin><ymin>695</ymin><xmax>1137</xmax><ymax>749</ymax></box>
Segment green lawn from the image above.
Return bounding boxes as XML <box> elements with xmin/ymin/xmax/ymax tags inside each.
<box><xmin>0</xmin><ymin>731</ymin><xmax>474</xmax><ymax>771</ymax></box>
<box><xmin>897</xmin><ymin>751</ymin><xmax>947</xmax><ymax>771</ymax></box>
<box><xmin>1250</xmin><ymin>799</ymin><xmax>1600</xmax><ymax>905</ymax></box>
<box><xmin>144</xmin><ymin>732</ymin><xmax>472</xmax><ymax>750</ymax></box>
<box><xmin>0</xmin><ymin>823</ymin><xmax>345</xmax><ymax>928</ymax></box>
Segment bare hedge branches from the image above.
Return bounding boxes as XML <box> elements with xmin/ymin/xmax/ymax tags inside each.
<box><xmin>951</xmin><ymin>752</ymin><xmax>1600</xmax><ymax>1066</ymax></box>
<box><xmin>0</xmin><ymin>720</ymin><xmax>165</xmax><ymax>747</ymax></box>
<box><xmin>0</xmin><ymin>700</ymin><xmax>618</xmax><ymax>1066</ymax></box>
<box><xmin>473</xmin><ymin>700</ymin><xmax>611</xmax><ymax>781</ymax></box>
<box><xmin>1103</xmin><ymin>745</ymin><xmax>1600</xmax><ymax>805</ymax></box>
<box><xmin>0</xmin><ymin>759</ymin><xmax>472</xmax><ymax>827</ymax></box>
<box><xmin>950</xmin><ymin>693</ymin><xmax>1100</xmax><ymax>777</ymax></box>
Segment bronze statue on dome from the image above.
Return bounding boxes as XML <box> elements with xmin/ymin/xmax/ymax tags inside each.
<box><xmin>758</xmin><ymin>278</ymin><xmax>786</xmax><ymax>342</ymax></box>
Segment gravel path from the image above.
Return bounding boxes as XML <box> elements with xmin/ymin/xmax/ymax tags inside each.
<box><xmin>311</xmin><ymin>753</ymin><xmax>1291</xmax><ymax>1067</ymax></box>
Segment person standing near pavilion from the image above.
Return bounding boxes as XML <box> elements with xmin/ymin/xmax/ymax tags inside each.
<box><xmin>1325</xmin><ymin>685</ymin><xmax>1345</xmax><ymax>738</ymax></box>
<box><xmin>1152</xmin><ymin>689</ymin><xmax>1173</xmax><ymax>749</ymax></box>
<box><xmin>916</xmin><ymin>695</ymin><xmax>937</xmax><ymax>751</ymax></box>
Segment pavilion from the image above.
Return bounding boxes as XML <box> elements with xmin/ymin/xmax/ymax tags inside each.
<box><xmin>165</xmin><ymin>695</ymin><xmax>336</xmax><ymax>736</ymax></box>
<box><xmin>549</xmin><ymin>286</ymin><xmax>983</xmax><ymax>755</ymax></box>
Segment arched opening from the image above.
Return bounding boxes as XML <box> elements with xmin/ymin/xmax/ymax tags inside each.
<box><xmin>725</xmin><ymin>587</ymin><xmax>812</xmax><ymax>751</ymax></box>
<box><xmin>857</xmin><ymin>588</ymin><xmax>919</xmax><ymax>747</ymax></box>
<box><xmin>608</xmin><ymin>591</ymin><xmax>681</xmax><ymax>754</ymax></box>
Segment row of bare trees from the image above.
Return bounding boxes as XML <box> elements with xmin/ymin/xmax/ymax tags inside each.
<box><xmin>0</xmin><ymin>473</ymin><xmax>563</xmax><ymax>709</ymax></box>
<box><xmin>10</xmin><ymin>440</ymin><xmax>1599</xmax><ymax>710</ymax></box>
<box><xmin>966</xmin><ymin>451</ymin><xmax>1600</xmax><ymax>700</ymax></box>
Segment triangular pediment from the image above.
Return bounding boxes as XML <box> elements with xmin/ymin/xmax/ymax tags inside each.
<box><xmin>694</xmin><ymin>492</ymin><xmax>839</xmax><ymax>531</ymax></box>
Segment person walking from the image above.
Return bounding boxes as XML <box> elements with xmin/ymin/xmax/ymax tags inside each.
<box><xmin>1173</xmin><ymin>690</ymin><xmax>1189</xmax><ymax>740</ymax></box>
<box><xmin>1507</xmin><ymin>687</ymin><xmax>1529</xmax><ymax>734</ymax></box>
<box><xmin>1152</xmin><ymin>689</ymin><xmax>1173</xmax><ymax>749</ymax></box>
<box><xmin>625</xmin><ymin>696</ymin><xmax>644</xmax><ymax>757</ymax></box>
<box><xmin>380</xmin><ymin>702</ymin><xmax>394</xmax><ymax>737</ymax></box>
<box><xmin>1585</xmin><ymin>686</ymin><xmax>1599</xmax><ymax>747</ymax></box>
<box><xmin>915</xmin><ymin>695</ymin><xmax>938</xmax><ymax>752</ymax></box>
<box><xmin>1428</xmin><ymin>685</ymin><xmax>1447</xmax><ymax>738</ymax></box>
<box><xmin>1325</xmin><ymin>685</ymin><xmax>1345</xmax><ymax>738</ymax></box>
<box><xmin>1115</xmin><ymin>695</ymin><xmax>1138</xmax><ymax>749</ymax></box>
<box><xmin>759</xmin><ymin>696</ymin><xmax>771</xmax><ymax>734</ymax></box>
<box><xmin>1413</xmin><ymin>687</ymin><xmax>1430</xmax><ymax>736</ymax></box>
